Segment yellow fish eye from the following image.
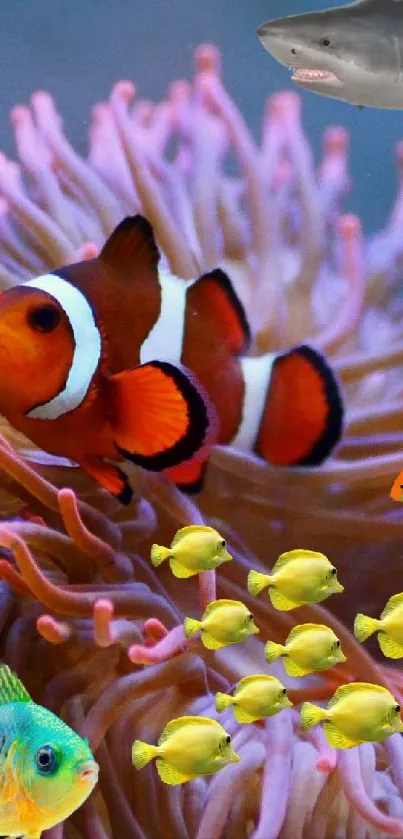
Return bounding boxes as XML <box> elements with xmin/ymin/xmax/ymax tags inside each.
<box><xmin>395</xmin><ymin>704</ymin><xmax>401</xmax><ymax>714</ymax></box>
<box><xmin>221</xmin><ymin>540</ymin><xmax>226</xmax><ymax>547</ymax></box>
<box><xmin>330</xmin><ymin>568</ymin><xmax>337</xmax><ymax>576</ymax></box>
<box><xmin>225</xmin><ymin>734</ymin><xmax>231</xmax><ymax>744</ymax></box>
<box><xmin>282</xmin><ymin>688</ymin><xmax>287</xmax><ymax>695</ymax></box>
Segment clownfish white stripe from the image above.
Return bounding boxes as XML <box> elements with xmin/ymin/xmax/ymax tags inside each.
<box><xmin>140</xmin><ymin>269</ymin><xmax>195</xmax><ymax>365</ymax></box>
<box><xmin>231</xmin><ymin>353</ymin><xmax>276</xmax><ymax>451</ymax></box>
<box><xmin>24</xmin><ymin>273</ymin><xmax>102</xmax><ymax>420</ymax></box>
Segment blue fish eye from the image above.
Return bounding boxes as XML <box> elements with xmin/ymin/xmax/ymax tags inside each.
<box><xmin>35</xmin><ymin>744</ymin><xmax>59</xmax><ymax>776</ymax></box>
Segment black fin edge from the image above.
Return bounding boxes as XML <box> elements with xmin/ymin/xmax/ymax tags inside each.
<box><xmin>115</xmin><ymin>467</ymin><xmax>133</xmax><ymax>506</ymax></box>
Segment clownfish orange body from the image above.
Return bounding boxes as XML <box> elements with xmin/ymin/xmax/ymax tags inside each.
<box><xmin>0</xmin><ymin>215</ymin><xmax>343</xmax><ymax>502</ymax></box>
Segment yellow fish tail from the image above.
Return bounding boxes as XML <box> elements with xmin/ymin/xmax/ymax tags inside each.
<box><xmin>132</xmin><ymin>740</ymin><xmax>158</xmax><ymax>769</ymax></box>
<box><xmin>215</xmin><ymin>692</ymin><xmax>233</xmax><ymax>713</ymax></box>
<box><xmin>300</xmin><ymin>702</ymin><xmax>328</xmax><ymax>731</ymax></box>
<box><xmin>183</xmin><ymin>617</ymin><xmax>202</xmax><ymax>638</ymax></box>
<box><xmin>247</xmin><ymin>570</ymin><xmax>272</xmax><ymax>596</ymax></box>
<box><xmin>151</xmin><ymin>544</ymin><xmax>171</xmax><ymax>567</ymax></box>
<box><xmin>353</xmin><ymin>613</ymin><xmax>381</xmax><ymax>643</ymax></box>
<box><xmin>264</xmin><ymin>640</ymin><xmax>285</xmax><ymax>663</ymax></box>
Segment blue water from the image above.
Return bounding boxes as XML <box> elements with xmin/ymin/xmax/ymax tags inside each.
<box><xmin>0</xmin><ymin>0</ymin><xmax>400</xmax><ymax>236</ymax></box>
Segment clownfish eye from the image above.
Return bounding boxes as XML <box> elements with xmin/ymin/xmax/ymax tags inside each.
<box><xmin>35</xmin><ymin>744</ymin><xmax>59</xmax><ymax>775</ymax></box>
<box><xmin>28</xmin><ymin>304</ymin><xmax>61</xmax><ymax>333</ymax></box>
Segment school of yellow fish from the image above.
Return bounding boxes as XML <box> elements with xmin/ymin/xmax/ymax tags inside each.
<box><xmin>129</xmin><ymin>529</ymin><xmax>403</xmax><ymax>785</ymax></box>
<box><xmin>6</xmin><ymin>521</ymin><xmax>403</xmax><ymax>837</ymax></box>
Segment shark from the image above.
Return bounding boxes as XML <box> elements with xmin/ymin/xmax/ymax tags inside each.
<box><xmin>257</xmin><ymin>0</ymin><xmax>403</xmax><ymax>109</ymax></box>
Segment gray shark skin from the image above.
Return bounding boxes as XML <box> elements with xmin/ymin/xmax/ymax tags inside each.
<box><xmin>257</xmin><ymin>0</ymin><xmax>403</xmax><ymax>109</ymax></box>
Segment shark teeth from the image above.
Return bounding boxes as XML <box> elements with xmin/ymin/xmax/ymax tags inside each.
<box><xmin>291</xmin><ymin>68</ymin><xmax>341</xmax><ymax>84</ymax></box>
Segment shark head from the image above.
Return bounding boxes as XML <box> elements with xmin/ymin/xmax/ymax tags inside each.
<box><xmin>257</xmin><ymin>1</ymin><xmax>403</xmax><ymax>109</ymax></box>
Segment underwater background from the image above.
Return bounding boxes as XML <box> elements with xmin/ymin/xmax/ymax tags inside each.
<box><xmin>0</xmin><ymin>0</ymin><xmax>400</xmax><ymax>232</ymax></box>
<box><xmin>0</xmin><ymin>0</ymin><xmax>403</xmax><ymax>836</ymax></box>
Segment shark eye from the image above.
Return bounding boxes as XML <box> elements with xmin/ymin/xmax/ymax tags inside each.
<box><xmin>290</xmin><ymin>48</ymin><xmax>296</xmax><ymax>55</ymax></box>
<box><xmin>321</xmin><ymin>37</ymin><xmax>331</xmax><ymax>47</ymax></box>
<box><xmin>35</xmin><ymin>744</ymin><xmax>59</xmax><ymax>776</ymax></box>
<box><xmin>28</xmin><ymin>304</ymin><xmax>61</xmax><ymax>334</ymax></box>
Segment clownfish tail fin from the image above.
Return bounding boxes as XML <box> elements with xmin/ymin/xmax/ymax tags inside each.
<box><xmin>255</xmin><ymin>345</ymin><xmax>343</xmax><ymax>467</ymax></box>
<box><xmin>108</xmin><ymin>360</ymin><xmax>217</xmax><ymax>473</ymax></box>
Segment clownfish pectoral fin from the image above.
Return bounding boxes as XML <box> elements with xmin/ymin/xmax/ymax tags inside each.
<box><xmin>108</xmin><ymin>360</ymin><xmax>217</xmax><ymax>472</ymax></box>
<box><xmin>255</xmin><ymin>345</ymin><xmax>343</xmax><ymax>466</ymax></box>
<box><xmin>187</xmin><ymin>268</ymin><xmax>251</xmax><ymax>355</ymax></box>
<box><xmin>164</xmin><ymin>457</ymin><xmax>208</xmax><ymax>494</ymax></box>
<box><xmin>99</xmin><ymin>215</ymin><xmax>160</xmax><ymax>280</ymax></box>
<box><xmin>79</xmin><ymin>456</ymin><xmax>133</xmax><ymax>505</ymax></box>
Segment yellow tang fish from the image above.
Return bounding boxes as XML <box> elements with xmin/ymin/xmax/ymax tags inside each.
<box><xmin>132</xmin><ymin>715</ymin><xmax>240</xmax><ymax>784</ymax></box>
<box><xmin>354</xmin><ymin>592</ymin><xmax>403</xmax><ymax>659</ymax></box>
<box><xmin>247</xmin><ymin>549</ymin><xmax>344</xmax><ymax>611</ymax></box>
<box><xmin>150</xmin><ymin>525</ymin><xmax>232</xmax><ymax>578</ymax></box>
<box><xmin>300</xmin><ymin>682</ymin><xmax>403</xmax><ymax>749</ymax></box>
<box><xmin>264</xmin><ymin>623</ymin><xmax>346</xmax><ymax>677</ymax></box>
<box><xmin>215</xmin><ymin>674</ymin><xmax>292</xmax><ymax>723</ymax></box>
<box><xmin>0</xmin><ymin>664</ymin><xmax>98</xmax><ymax>839</ymax></box>
<box><xmin>184</xmin><ymin>599</ymin><xmax>259</xmax><ymax>649</ymax></box>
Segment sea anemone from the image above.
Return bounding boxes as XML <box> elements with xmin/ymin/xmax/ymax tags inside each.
<box><xmin>0</xmin><ymin>43</ymin><xmax>402</xmax><ymax>838</ymax></box>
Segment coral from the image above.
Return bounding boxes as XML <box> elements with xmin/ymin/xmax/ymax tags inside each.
<box><xmin>0</xmin><ymin>42</ymin><xmax>401</xmax><ymax>837</ymax></box>
<box><xmin>0</xmin><ymin>448</ymin><xmax>403</xmax><ymax>837</ymax></box>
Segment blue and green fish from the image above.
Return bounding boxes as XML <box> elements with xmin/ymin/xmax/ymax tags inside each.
<box><xmin>0</xmin><ymin>664</ymin><xmax>98</xmax><ymax>838</ymax></box>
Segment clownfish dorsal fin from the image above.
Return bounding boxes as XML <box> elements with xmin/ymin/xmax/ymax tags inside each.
<box><xmin>186</xmin><ymin>268</ymin><xmax>251</xmax><ymax>356</ymax></box>
<box><xmin>0</xmin><ymin>664</ymin><xmax>31</xmax><ymax>704</ymax></box>
<box><xmin>99</xmin><ymin>215</ymin><xmax>160</xmax><ymax>281</ymax></box>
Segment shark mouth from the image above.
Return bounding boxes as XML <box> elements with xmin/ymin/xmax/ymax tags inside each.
<box><xmin>291</xmin><ymin>68</ymin><xmax>343</xmax><ymax>86</ymax></box>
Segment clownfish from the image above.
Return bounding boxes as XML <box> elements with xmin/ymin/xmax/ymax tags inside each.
<box><xmin>0</xmin><ymin>215</ymin><xmax>343</xmax><ymax>503</ymax></box>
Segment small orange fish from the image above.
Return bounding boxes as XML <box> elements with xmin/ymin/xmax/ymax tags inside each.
<box><xmin>0</xmin><ymin>217</ymin><xmax>215</xmax><ymax>504</ymax></box>
<box><xmin>390</xmin><ymin>470</ymin><xmax>403</xmax><ymax>503</ymax></box>
<box><xmin>0</xmin><ymin>214</ymin><xmax>344</xmax><ymax>500</ymax></box>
